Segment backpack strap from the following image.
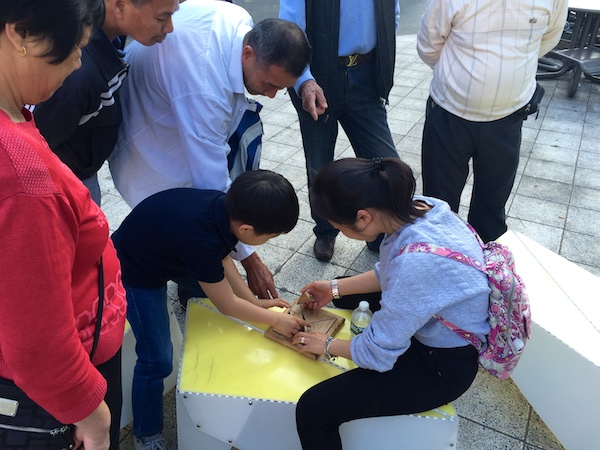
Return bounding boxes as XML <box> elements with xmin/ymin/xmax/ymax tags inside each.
<box><xmin>433</xmin><ymin>314</ymin><xmax>482</xmax><ymax>349</ymax></box>
<box><xmin>463</xmin><ymin>221</ymin><xmax>486</xmax><ymax>247</ymax></box>
<box><xmin>399</xmin><ymin>242</ymin><xmax>485</xmax><ymax>349</ymax></box>
<box><xmin>399</xmin><ymin>242</ymin><xmax>486</xmax><ymax>274</ymax></box>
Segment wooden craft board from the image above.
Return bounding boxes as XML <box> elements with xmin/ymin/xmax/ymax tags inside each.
<box><xmin>264</xmin><ymin>299</ymin><xmax>345</xmax><ymax>359</ymax></box>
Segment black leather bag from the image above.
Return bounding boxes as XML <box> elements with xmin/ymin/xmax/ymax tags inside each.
<box><xmin>520</xmin><ymin>82</ymin><xmax>545</xmax><ymax>120</ymax></box>
<box><xmin>0</xmin><ymin>378</ymin><xmax>75</xmax><ymax>450</ymax></box>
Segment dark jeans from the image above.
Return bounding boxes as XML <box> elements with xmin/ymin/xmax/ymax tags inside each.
<box><xmin>126</xmin><ymin>276</ymin><xmax>206</xmax><ymax>437</ymax></box>
<box><xmin>290</xmin><ymin>57</ymin><xmax>398</xmax><ymax>239</ymax></box>
<box><xmin>421</xmin><ymin>98</ymin><xmax>524</xmax><ymax>242</ymax></box>
<box><xmin>125</xmin><ymin>284</ymin><xmax>172</xmax><ymax>439</ymax></box>
<box><xmin>296</xmin><ymin>338</ymin><xmax>478</xmax><ymax>450</ymax></box>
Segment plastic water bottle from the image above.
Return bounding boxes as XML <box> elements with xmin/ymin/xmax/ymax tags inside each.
<box><xmin>350</xmin><ymin>300</ymin><xmax>373</xmax><ymax>337</ymax></box>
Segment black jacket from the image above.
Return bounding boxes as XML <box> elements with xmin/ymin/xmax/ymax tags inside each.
<box><xmin>304</xmin><ymin>0</ymin><xmax>396</xmax><ymax>102</ymax></box>
<box><xmin>34</xmin><ymin>30</ymin><xmax>129</xmax><ymax>179</ymax></box>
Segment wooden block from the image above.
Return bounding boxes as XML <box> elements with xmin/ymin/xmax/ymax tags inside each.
<box><xmin>264</xmin><ymin>299</ymin><xmax>345</xmax><ymax>359</ymax></box>
<box><xmin>297</xmin><ymin>291</ymin><xmax>314</xmax><ymax>304</ymax></box>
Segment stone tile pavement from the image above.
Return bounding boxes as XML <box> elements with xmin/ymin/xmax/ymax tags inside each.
<box><xmin>109</xmin><ymin>7</ymin><xmax>600</xmax><ymax>450</ymax></box>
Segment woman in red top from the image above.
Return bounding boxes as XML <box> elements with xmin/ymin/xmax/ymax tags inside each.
<box><xmin>0</xmin><ymin>1</ymin><xmax>127</xmax><ymax>449</ymax></box>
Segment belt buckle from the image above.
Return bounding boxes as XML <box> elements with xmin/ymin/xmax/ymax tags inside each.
<box><xmin>346</xmin><ymin>54</ymin><xmax>359</xmax><ymax>67</ymax></box>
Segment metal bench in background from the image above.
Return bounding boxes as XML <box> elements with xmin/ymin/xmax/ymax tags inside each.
<box><xmin>537</xmin><ymin>1</ymin><xmax>600</xmax><ymax>97</ymax></box>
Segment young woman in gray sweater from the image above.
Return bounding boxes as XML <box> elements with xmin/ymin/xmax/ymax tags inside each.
<box><xmin>292</xmin><ymin>157</ymin><xmax>490</xmax><ymax>449</ymax></box>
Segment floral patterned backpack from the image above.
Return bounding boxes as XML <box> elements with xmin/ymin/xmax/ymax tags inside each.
<box><xmin>400</xmin><ymin>224</ymin><xmax>531</xmax><ymax>380</ymax></box>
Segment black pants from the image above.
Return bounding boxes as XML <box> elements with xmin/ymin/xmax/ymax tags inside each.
<box><xmin>296</xmin><ymin>339</ymin><xmax>478</xmax><ymax>450</ymax></box>
<box><xmin>288</xmin><ymin>57</ymin><xmax>398</xmax><ymax>240</ymax></box>
<box><xmin>102</xmin><ymin>348</ymin><xmax>123</xmax><ymax>450</ymax></box>
<box><xmin>421</xmin><ymin>98</ymin><xmax>524</xmax><ymax>242</ymax></box>
<box><xmin>0</xmin><ymin>348</ymin><xmax>122</xmax><ymax>449</ymax></box>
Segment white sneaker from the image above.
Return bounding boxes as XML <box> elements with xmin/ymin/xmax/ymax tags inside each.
<box><xmin>133</xmin><ymin>434</ymin><xmax>167</xmax><ymax>450</ymax></box>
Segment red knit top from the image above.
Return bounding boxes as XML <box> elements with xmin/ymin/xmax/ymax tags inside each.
<box><xmin>0</xmin><ymin>109</ymin><xmax>126</xmax><ymax>424</ymax></box>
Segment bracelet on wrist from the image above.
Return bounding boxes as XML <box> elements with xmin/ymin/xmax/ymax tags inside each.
<box><xmin>331</xmin><ymin>279</ymin><xmax>341</xmax><ymax>300</ymax></box>
<box><xmin>323</xmin><ymin>336</ymin><xmax>337</xmax><ymax>361</ymax></box>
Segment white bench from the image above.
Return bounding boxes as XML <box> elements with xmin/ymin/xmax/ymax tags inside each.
<box><xmin>498</xmin><ymin>231</ymin><xmax>600</xmax><ymax>450</ymax></box>
<box><xmin>176</xmin><ymin>299</ymin><xmax>458</xmax><ymax>450</ymax></box>
<box><xmin>339</xmin><ymin>412</ymin><xmax>457</xmax><ymax>450</ymax></box>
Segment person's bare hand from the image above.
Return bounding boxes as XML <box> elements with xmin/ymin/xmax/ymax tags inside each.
<box><xmin>250</xmin><ymin>297</ymin><xmax>289</xmax><ymax>309</ymax></box>
<box><xmin>273</xmin><ymin>312</ymin><xmax>309</xmax><ymax>338</ymax></box>
<box><xmin>300</xmin><ymin>280</ymin><xmax>333</xmax><ymax>309</ymax></box>
<box><xmin>292</xmin><ymin>330</ymin><xmax>328</xmax><ymax>356</ymax></box>
<box><xmin>72</xmin><ymin>401</ymin><xmax>110</xmax><ymax>450</ymax></box>
<box><xmin>299</xmin><ymin>80</ymin><xmax>328</xmax><ymax>120</ymax></box>
<box><xmin>241</xmin><ymin>252</ymin><xmax>278</xmax><ymax>299</ymax></box>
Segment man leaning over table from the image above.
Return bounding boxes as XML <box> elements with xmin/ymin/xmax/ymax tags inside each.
<box><xmin>109</xmin><ymin>0</ymin><xmax>312</xmax><ymax>302</ymax></box>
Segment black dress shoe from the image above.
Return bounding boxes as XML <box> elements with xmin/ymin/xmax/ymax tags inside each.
<box><xmin>313</xmin><ymin>237</ymin><xmax>336</xmax><ymax>262</ymax></box>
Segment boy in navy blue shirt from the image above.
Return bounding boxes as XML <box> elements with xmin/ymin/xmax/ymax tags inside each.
<box><xmin>112</xmin><ymin>170</ymin><xmax>308</xmax><ymax>447</ymax></box>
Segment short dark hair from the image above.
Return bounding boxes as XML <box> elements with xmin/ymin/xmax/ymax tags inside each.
<box><xmin>224</xmin><ymin>170</ymin><xmax>299</xmax><ymax>235</ymax></box>
<box><xmin>244</xmin><ymin>18</ymin><xmax>311</xmax><ymax>78</ymax></box>
<box><xmin>0</xmin><ymin>0</ymin><xmax>104</xmax><ymax>64</ymax></box>
<box><xmin>310</xmin><ymin>157</ymin><xmax>427</xmax><ymax>230</ymax></box>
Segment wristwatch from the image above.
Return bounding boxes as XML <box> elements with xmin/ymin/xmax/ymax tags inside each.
<box><xmin>331</xmin><ymin>279</ymin><xmax>341</xmax><ymax>300</ymax></box>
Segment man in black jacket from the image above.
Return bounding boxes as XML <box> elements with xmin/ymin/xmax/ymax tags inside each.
<box><xmin>34</xmin><ymin>0</ymin><xmax>179</xmax><ymax>206</ymax></box>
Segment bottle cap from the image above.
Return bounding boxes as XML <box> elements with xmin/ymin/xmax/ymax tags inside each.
<box><xmin>359</xmin><ymin>300</ymin><xmax>370</xmax><ymax>311</ymax></box>
<box><xmin>512</xmin><ymin>338</ymin><xmax>525</xmax><ymax>352</ymax></box>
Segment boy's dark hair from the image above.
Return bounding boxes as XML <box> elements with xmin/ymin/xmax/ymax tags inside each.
<box><xmin>244</xmin><ymin>18</ymin><xmax>311</xmax><ymax>78</ymax></box>
<box><xmin>225</xmin><ymin>170</ymin><xmax>299</xmax><ymax>235</ymax></box>
<box><xmin>0</xmin><ymin>0</ymin><xmax>104</xmax><ymax>65</ymax></box>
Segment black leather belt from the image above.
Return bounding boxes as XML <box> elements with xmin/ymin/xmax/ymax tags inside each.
<box><xmin>338</xmin><ymin>51</ymin><xmax>373</xmax><ymax>67</ymax></box>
